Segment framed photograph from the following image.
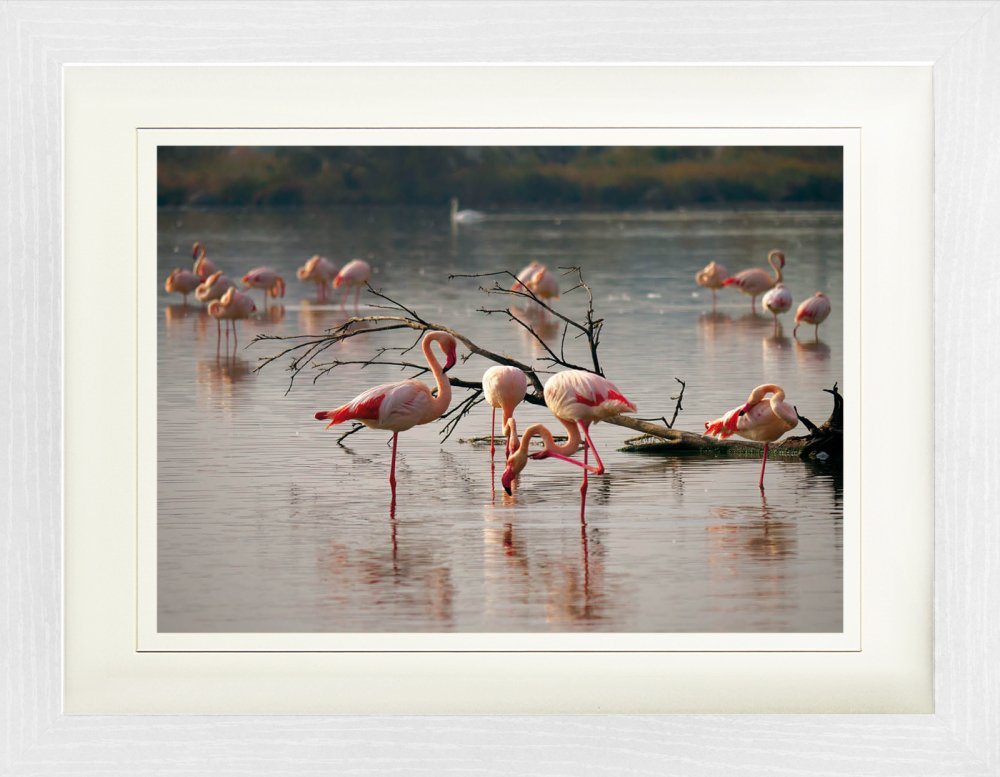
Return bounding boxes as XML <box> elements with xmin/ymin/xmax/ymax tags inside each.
<box><xmin>69</xmin><ymin>64</ymin><xmax>924</xmax><ymax>712</ymax></box>
<box><xmin>7</xmin><ymin>1</ymin><xmax>997</xmax><ymax>773</ymax></box>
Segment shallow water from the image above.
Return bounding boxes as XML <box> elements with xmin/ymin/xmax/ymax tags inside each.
<box><xmin>157</xmin><ymin>207</ymin><xmax>843</xmax><ymax>632</ymax></box>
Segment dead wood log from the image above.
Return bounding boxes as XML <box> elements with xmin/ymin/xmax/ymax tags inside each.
<box><xmin>615</xmin><ymin>384</ymin><xmax>843</xmax><ymax>463</ymax></box>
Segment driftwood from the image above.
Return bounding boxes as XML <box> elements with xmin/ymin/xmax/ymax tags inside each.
<box><xmin>615</xmin><ymin>384</ymin><xmax>843</xmax><ymax>462</ymax></box>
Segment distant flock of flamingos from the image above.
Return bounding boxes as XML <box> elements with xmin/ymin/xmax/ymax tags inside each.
<box><xmin>165</xmin><ymin>243</ymin><xmax>833</xmax><ymax>498</ymax></box>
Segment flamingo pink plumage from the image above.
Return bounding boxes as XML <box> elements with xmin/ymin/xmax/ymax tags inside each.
<box><xmin>314</xmin><ymin>331</ymin><xmax>458</xmax><ymax>498</ymax></box>
<box><xmin>704</xmin><ymin>383</ymin><xmax>798</xmax><ymax>489</ymax></box>
<box><xmin>296</xmin><ymin>255</ymin><xmax>339</xmax><ymax>303</ymax></box>
<box><xmin>512</xmin><ymin>261</ymin><xmax>560</xmax><ymax>301</ymax></box>
<box><xmin>164</xmin><ymin>268</ymin><xmax>200</xmax><ymax>305</ymax></box>
<box><xmin>332</xmin><ymin>259</ymin><xmax>372</xmax><ymax>309</ymax></box>
<box><xmin>482</xmin><ymin>365</ymin><xmax>528</xmax><ymax>460</ymax></box>
<box><xmin>502</xmin><ymin>369</ymin><xmax>636</xmax><ymax>496</ymax></box>
<box><xmin>722</xmin><ymin>250</ymin><xmax>785</xmax><ymax>313</ymax></box>
<box><xmin>242</xmin><ymin>267</ymin><xmax>286</xmax><ymax>308</ymax></box>
<box><xmin>192</xmin><ymin>242</ymin><xmax>219</xmax><ymax>280</ymax></box>
<box><xmin>695</xmin><ymin>261</ymin><xmax>729</xmax><ymax>305</ymax></box>
<box><xmin>793</xmin><ymin>292</ymin><xmax>832</xmax><ymax>339</ymax></box>
<box><xmin>207</xmin><ymin>287</ymin><xmax>257</xmax><ymax>348</ymax></box>
<box><xmin>195</xmin><ymin>270</ymin><xmax>235</xmax><ymax>303</ymax></box>
<box><xmin>761</xmin><ymin>282</ymin><xmax>793</xmax><ymax>328</ymax></box>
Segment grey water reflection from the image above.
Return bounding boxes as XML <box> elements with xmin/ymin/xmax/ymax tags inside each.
<box><xmin>158</xmin><ymin>207</ymin><xmax>843</xmax><ymax>633</ymax></box>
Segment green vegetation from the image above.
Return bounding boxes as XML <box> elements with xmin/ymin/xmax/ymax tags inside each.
<box><xmin>158</xmin><ymin>146</ymin><xmax>842</xmax><ymax>209</ymax></box>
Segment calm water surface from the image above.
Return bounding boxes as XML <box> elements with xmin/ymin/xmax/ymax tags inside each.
<box><xmin>157</xmin><ymin>207</ymin><xmax>844</xmax><ymax>632</ymax></box>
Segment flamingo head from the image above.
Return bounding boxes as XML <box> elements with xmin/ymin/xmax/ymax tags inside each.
<box><xmin>501</xmin><ymin>440</ymin><xmax>530</xmax><ymax>495</ymax></box>
<box><xmin>440</xmin><ymin>335</ymin><xmax>458</xmax><ymax>372</ymax></box>
<box><xmin>192</xmin><ymin>242</ymin><xmax>204</xmax><ymax>260</ymax></box>
<box><xmin>770</xmin><ymin>250</ymin><xmax>786</xmax><ymax>268</ymax></box>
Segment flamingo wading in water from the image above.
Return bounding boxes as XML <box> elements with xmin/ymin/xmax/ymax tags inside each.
<box><xmin>723</xmin><ymin>250</ymin><xmax>785</xmax><ymax>313</ymax></box>
<box><xmin>192</xmin><ymin>241</ymin><xmax>219</xmax><ymax>280</ymax></box>
<box><xmin>242</xmin><ymin>267</ymin><xmax>285</xmax><ymax>309</ymax></box>
<box><xmin>695</xmin><ymin>261</ymin><xmax>729</xmax><ymax>306</ymax></box>
<box><xmin>296</xmin><ymin>255</ymin><xmax>338</xmax><ymax>303</ymax></box>
<box><xmin>482</xmin><ymin>365</ymin><xmax>528</xmax><ymax>460</ymax></box>
<box><xmin>512</xmin><ymin>261</ymin><xmax>560</xmax><ymax>302</ymax></box>
<box><xmin>333</xmin><ymin>259</ymin><xmax>372</xmax><ymax>309</ymax></box>
<box><xmin>314</xmin><ymin>331</ymin><xmax>458</xmax><ymax>498</ymax></box>
<box><xmin>207</xmin><ymin>287</ymin><xmax>257</xmax><ymax>348</ymax></box>
<box><xmin>704</xmin><ymin>383</ymin><xmax>798</xmax><ymax>490</ymax></box>
<box><xmin>165</xmin><ymin>268</ymin><xmax>200</xmax><ymax>305</ymax></box>
<box><xmin>761</xmin><ymin>283</ymin><xmax>793</xmax><ymax>330</ymax></box>
<box><xmin>502</xmin><ymin>369</ymin><xmax>636</xmax><ymax>496</ymax></box>
<box><xmin>794</xmin><ymin>292</ymin><xmax>832</xmax><ymax>339</ymax></box>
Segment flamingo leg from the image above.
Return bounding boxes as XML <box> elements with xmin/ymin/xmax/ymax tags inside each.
<box><xmin>353</xmin><ymin>286</ymin><xmax>361</xmax><ymax>310</ymax></box>
<box><xmin>389</xmin><ymin>431</ymin><xmax>399</xmax><ymax>496</ymax></box>
<box><xmin>233</xmin><ymin>320</ymin><xmax>238</xmax><ymax>350</ymax></box>
<box><xmin>580</xmin><ymin>439</ymin><xmax>589</xmax><ymax>497</ymax></box>
<box><xmin>814</xmin><ymin>324</ymin><xmax>819</xmax><ymax>341</ymax></box>
<box><xmin>751</xmin><ymin>295</ymin><xmax>757</xmax><ymax>314</ymax></box>
<box><xmin>759</xmin><ymin>442</ymin><xmax>769</xmax><ymax>490</ymax></box>
<box><xmin>490</xmin><ymin>407</ymin><xmax>496</xmax><ymax>460</ymax></box>
<box><xmin>579</xmin><ymin>422</ymin><xmax>606</xmax><ymax>475</ymax></box>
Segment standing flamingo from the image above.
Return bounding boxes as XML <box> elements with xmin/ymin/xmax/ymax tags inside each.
<box><xmin>192</xmin><ymin>242</ymin><xmax>219</xmax><ymax>280</ymax></box>
<box><xmin>723</xmin><ymin>250</ymin><xmax>785</xmax><ymax>313</ymax></box>
<box><xmin>512</xmin><ymin>261</ymin><xmax>560</xmax><ymax>302</ymax></box>
<box><xmin>164</xmin><ymin>268</ymin><xmax>200</xmax><ymax>305</ymax></box>
<box><xmin>793</xmin><ymin>292</ymin><xmax>832</xmax><ymax>339</ymax></box>
<box><xmin>196</xmin><ymin>271</ymin><xmax>236</xmax><ymax>336</ymax></box>
<box><xmin>333</xmin><ymin>259</ymin><xmax>372</xmax><ymax>309</ymax></box>
<box><xmin>314</xmin><ymin>331</ymin><xmax>458</xmax><ymax>498</ymax></box>
<box><xmin>695</xmin><ymin>261</ymin><xmax>729</xmax><ymax>305</ymax></box>
<box><xmin>704</xmin><ymin>383</ymin><xmax>798</xmax><ymax>490</ymax></box>
<box><xmin>502</xmin><ymin>369</ymin><xmax>636</xmax><ymax>496</ymax></box>
<box><xmin>761</xmin><ymin>283</ymin><xmax>793</xmax><ymax>331</ymax></box>
<box><xmin>482</xmin><ymin>366</ymin><xmax>528</xmax><ymax>460</ymax></box>
<box><xmin>242</xmin><ymin>267</ymin><xmax>285</xmax><ymax>309</ymax></box>
<box><xmin>500</xmin><ymin>417</ymin><xmax>583</xmax><ymax>495</ymax></box>
<box><xmin>207</xmin><ymin>287</ymin><xmax>257</xmax><ymax>349</ymax></box>
<box><xmin>296</xmin><ymin>255</ymin><xmax>338</xmax><ymax>302</ymax></box>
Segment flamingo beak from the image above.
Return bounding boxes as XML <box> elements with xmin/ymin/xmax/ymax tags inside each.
<box><xmin>443</xmin><ymin>344</ymin><xmax>458</xmax><ymax>372</ymax></box>
<box><xmin>501</xmin><ymin>466</ymin><xmax>515</xmax><ymax>496</ymax></box>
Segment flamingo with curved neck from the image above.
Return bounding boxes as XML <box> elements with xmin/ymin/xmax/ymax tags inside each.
<box><xmin>704</xmin><ymin>383</ymin><xmax>798</xmax><ymax>489</ymax></box>
<box><xmin>314</xmin><ymin>331</ymin><xmax>458</xmax><ymax>498</ymax></box>
<box><xmin>500</xmin><ymin>418</ymin><xmax>583</xmax><ymax>494</ymax></box>
<box><xmin>722</xmin><ymin>250</ymin><xmax>785</xmax><ymax>313</ymax></box>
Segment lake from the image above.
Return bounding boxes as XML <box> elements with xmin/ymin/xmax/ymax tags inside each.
<box><xmin>157</xmin><ymin>206</ymin><xmax>843</xmax><ymax>633</ymax></box>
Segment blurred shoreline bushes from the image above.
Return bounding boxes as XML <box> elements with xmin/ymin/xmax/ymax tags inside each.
<box><xmin>158</xmin><ymin>146</ymin><xmax>843</xmax><ymax>210</ymax></box>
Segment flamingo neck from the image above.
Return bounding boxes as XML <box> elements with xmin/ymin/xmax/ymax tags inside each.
<box><xmin>748</xmin><ymin>383</ymin><xmax>785</xmax><ymax>406</ymax></box>
<box><xmin>553</xmin><ymin>416</ymin><xmax>582</xmax><ymax>456</ymax></box>
<box><xmin>769</xmin><ymin>253</ymin><xmax>784</xmax><ymax>284</ymax></box>
<box><xmin>422</xmin><ymin>333</ymin><xmax>452</xmax><ymax>417</ymax></box>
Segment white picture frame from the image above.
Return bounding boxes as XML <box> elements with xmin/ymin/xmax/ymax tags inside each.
<box><xmin>4</xmin><ymin>0</ymin><xmax>996</xmax><ymax>772</ymax></box>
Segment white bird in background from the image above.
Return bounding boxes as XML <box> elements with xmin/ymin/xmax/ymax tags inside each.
<box><xmin>450</xmin><ymin>197</ymin><xmax>486</xmax><ymax>225</ymax></box>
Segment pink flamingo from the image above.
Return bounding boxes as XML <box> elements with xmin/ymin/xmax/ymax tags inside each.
<box><xmin>502</xmin><ymin>369</ymin><xmax>636</xmax><ymax>496</ymax></box>
<box><xmin>704</xmin><ymin>383</ymin><xmax>798</xmax><ymax>490</ymax></box>
<box><xmin>242</xmin><ymin>267</ymin><xmax>285</xmax><ymax>309</ymax></box>
<box><xmin>512</xmin><ymin>261</ymin><xmax>560</xmax><ymax>301</ymax></box>
<box><xmin>207</xmin><ymin>287</ymin><xmax>257</xmax><ymax>349</ymax></box>
<box><xmin>793</xmin><ymin>292</ymin><xmax>832</xmax><ymax>339</ymax></box>
<box><xmin>192</xmin><ymin>242</ymin><xmax>219</xmax><ymax>280</ymax></box>
<box><xmin>501</xmin><ymin>417</ymin><xmax>582</xmax><ymax>495</ymax></box>
<box><xmin>482</xmin><ymin>365</ymin><xmax>528</xmax><ymax>460</ymax></box>
<box><xmin>695</xmin><ymin>261</ymin><xmax>729</xmax><ymax>305</ymax></box>
<box><xmin>164</xmin><ymin>268</ymin><xmax>200</xmax><ymax>305</ymax></box>
<box><xmin>296</xmin><ymin>255</ymin><xmax>339</xmax><ymax>302</ymax></box>
<box><xmin>761</xmin><ymin>283</ymin><xmax>793</xmax><ymax>329</ymax></box>
<box><xmin>196</xmin><ymin>271</ymin><xmax>236</xmax><ymax>335</ymax></box>
<box><xmin>314</xmin><ymin>331</ymin><xmax>458</xmax><ymax>497</ymax></box>
<box><xmin>723</xmin><ymin>250</ymin><xmax>785</xmax><ymax>313</ymax></box>
<box><xmin>333</xmin><ymin>259</ymin><xmax>372</xmax><ymax>309</ymax></box>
